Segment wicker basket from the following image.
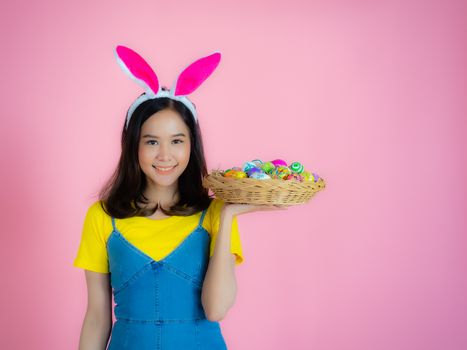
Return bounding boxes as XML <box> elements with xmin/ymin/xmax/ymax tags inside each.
<box><xmin>202</xmin><ymin>169</ymin><xmax>326</xmax><ymax>206</ymax></box>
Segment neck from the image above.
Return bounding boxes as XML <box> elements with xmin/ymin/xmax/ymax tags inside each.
<box><xmin>142</xmin><ymin>182</ymin><xmax>180</xmax><ymax>208</ymax></box>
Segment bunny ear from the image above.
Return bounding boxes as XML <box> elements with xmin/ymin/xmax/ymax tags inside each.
<box><xmin>115</xmin><ymin>45</ymin><xmax>160</xmax><ymax>94</ymax></box>
<box><xmin>174</xmin><ymin>52</ymin><xmax>221</xmax><ymax>96</ymax></box>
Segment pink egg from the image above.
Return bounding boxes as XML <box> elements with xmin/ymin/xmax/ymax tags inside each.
<box><xmin>271</xmin><ymin>159</ymin><xmax>287</xmax><ymax>168</ymax></box>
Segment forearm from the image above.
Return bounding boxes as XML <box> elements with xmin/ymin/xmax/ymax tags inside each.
<box><xmin>201</xmin><ymin>207</ymin><xmax>237</xmax><ymax>321</ymax></box>
<box><xmin>78</xmin><ymin>312</ymin><xmax>112</xmax><ymax>350</ymax></box>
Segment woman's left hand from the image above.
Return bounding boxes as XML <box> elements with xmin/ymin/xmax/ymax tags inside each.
<box><xmin>222</xmin><ymin>202</ymin><xmax>289</xmax><ymax>217</ymax></box>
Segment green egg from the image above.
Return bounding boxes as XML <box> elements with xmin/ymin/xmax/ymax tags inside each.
<box><xmin>290</xmin><ymin>162</ymin><xmax>304</xmax><ymax>174</ymax></box>
<box><xmin>260</xmin><ymin>161</ymin><xmax>275</xmax><ymax>173</ymax></box>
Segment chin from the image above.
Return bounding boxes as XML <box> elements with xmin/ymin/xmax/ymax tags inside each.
<box><xmin>154</xmin><ymin>179</ymin><xmax>179</xmax><ymax>187</ymax></box>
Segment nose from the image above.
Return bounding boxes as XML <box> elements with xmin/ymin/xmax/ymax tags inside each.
<box><xmin>156</xmin><ymin>142</ymin><xmax>171</xmax><ymax>161</ymax></box>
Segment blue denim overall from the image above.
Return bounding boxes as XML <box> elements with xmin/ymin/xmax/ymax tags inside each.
<box><xmin>106</xmin><ymin>209</ymin><xmax>228</xmax><ymax>350</ymax></box>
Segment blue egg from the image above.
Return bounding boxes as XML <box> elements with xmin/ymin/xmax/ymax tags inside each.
<box><xmin>247</xmin><ymin>167</ymin><xmax>262</xmax><ymax>177</ymax></box>
<box><xmin>250</xmin><ymin>171</ymin><xmax>270</xmax><ymax>180</ymax></box>
<box><xmin>242</xmin><ymin>161</ymin><xmax>258</xmax><ymax>173</ymax></box>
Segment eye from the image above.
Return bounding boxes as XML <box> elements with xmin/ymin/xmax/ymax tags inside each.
<box><xmin>173</xmin><ymin>139</ymin><xmax>184</xmax><ymax>144</ymax></box>
<box><xmin>146</xmin><ymin>140</ymin><xmax>158</xmax><ymax>145</ymax></box>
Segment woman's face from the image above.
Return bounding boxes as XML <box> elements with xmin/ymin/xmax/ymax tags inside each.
<box><xmin>138</xmin><ymin>108</ymin><xmax>191</xmax><ymax>189</ymax></box>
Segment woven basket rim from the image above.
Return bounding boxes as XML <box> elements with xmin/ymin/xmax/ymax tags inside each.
<box><xmin>204</xmin><ymin>169</ymin><xmax>324</xmax><ymax>185</ymax></box>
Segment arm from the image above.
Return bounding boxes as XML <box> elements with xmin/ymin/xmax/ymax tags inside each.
<box><xmin>78</xmin><ymin>270</ymin><xmax>113</xmax><ymax>350</ymax></box>
<box><xmin>201</xmin><ymin>202</ymin><xmax>287</xmax><ymax>321</ymax></box>
<box><xmin>201</xmin><ymin>206</ymin><xmax>237</xmax><ymax>322</ymax></box>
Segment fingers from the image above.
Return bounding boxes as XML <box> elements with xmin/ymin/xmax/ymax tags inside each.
<box><xmin>274</xmin><ymin>205</ymin><xmax>288</xmax><ymax>210</ymax></box>
<box><xmin>262</xmin><ymin>204</ymin><xmax>288</xmax><ymax>210</ymax></box>
<box><xmin>230</xmin><ymin>203</ymin><xmax>289</xmax><ymax>215</ymax></box>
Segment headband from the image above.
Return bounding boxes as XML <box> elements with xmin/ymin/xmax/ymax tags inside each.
<box><xmin>114</xmin><ymin>45</ymin><xmax>221</xmax><ymax>128</ymax></box>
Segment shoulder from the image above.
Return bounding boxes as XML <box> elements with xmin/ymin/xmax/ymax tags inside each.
<box><xmin>83</xmin><ymin>200</ymin><xmax>113</xmax><ymax>237</ymax></box>
<box><xmin>85</xmin><ymin>200</ymin><xmax>109</xmax><ymax>221</ymax></box>
<box><xmin>74</xmin><ymin>200</ymin><xmax>112</xmax><ymax>273</ymax></box>
<box><xmin>206</xmin><ymin>198</ymin><xmax>226</xmax><ymax>219</ymax></box>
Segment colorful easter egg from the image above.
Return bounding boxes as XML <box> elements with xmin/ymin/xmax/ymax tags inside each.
<box><xmin>289</xmin><ymin>161</ymin><xmax>304</xmax><ymax>174</ymax></box>
<box><xmin>301</xmin><ymin>171</ymin><xmax>315</xmax><ymax>182</ymax></box>
<box><xmin>247</xmin><ymin>167</ymin><xmax>262</xmax><ymax>177</ymax></box>
<box><xmin>251</xmin><ymin>159</ymin><xmax>263</xmax><ymax>166</ymax></box>
<box><xmin>312</xmin><ymin>172</ymin><xmax>320</xmax><ymax>181</ymax></box>
<box><xmin>286</xmin><ymin>173</ymin><xmax>303</xmax><ymax>182</ymax></box>
<box><xmin>233</xmin><ymin>171</ymin><xmax>248</xmax><ymax>179</ymax></box>
<box><xmin>260</xmin><ymin>161</ymin><xmax>275</xmax><ymax>173</ymax></box>
<box><xmin>271</xmin><ymin>159</ymin><xmax>287</xmax><ymax>168</ymax></box>
<box><xmin>250</xmin><ymin>171</ymin><xmax>271</xmax><ymax>180</ymax></box>
<box><xmin>223</xmin><ymin>170</ymin><xmax>238</xmax><ymax>178</ymax></box>
<box><xmin>242</xmin><ymin>161</ymin><xmax>258</xmax><ymax>173</ymax></box>
<box><xmin>273</xmin><ymin>166</ymin><xmax>291</xmax><ymax>179</ymax></box>
<box><xmin>269</xmin><ymin>172</ymin><xmax>281</xmax><ymax>180</ymax></box>
<box><xmin>223</xmin><ymin>169</ymin><xmax>235</xmax><ymax>177</ymax></box>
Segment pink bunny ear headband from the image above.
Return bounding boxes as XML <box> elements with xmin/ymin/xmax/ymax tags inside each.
<box><xmin>115</xmin><ymin>45</ymin><xmax>221</xmax><ymax>128</ymax></box>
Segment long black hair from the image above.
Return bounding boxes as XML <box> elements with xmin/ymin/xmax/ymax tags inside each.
<box><xmin>98</xmin><ymin>92</ymin><xmax>212</xmax><ymax>218</ymax></box>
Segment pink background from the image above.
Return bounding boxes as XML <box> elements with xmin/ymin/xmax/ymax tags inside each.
<box><xmin>1</xmin><ymin>0</ymin><xmax>466</xmax><ymax>349</ymax></box>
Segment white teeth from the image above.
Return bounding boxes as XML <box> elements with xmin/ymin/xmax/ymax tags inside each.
<box><xmin>154</xmin><ymin>165</ymin><xmax>175</xmax><ymax>171</ymax></box>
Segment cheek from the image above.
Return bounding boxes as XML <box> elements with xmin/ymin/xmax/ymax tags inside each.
<box><xmin>178</xmin><ymin>144</ymin><xmax>191</xmax><ymax>163</ymax></box>
<box><xmin>137</xmin><ymin>147</ymin><xmax>144</xmax><ymax>162</ymax></box>
<box><xmin>138</xmin><ymin>146</ymin><xmax>152</xmax><ymax>164</ymax></box>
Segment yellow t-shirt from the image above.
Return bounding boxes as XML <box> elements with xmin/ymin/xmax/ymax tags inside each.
<box><xmin>73</xmin><ymin>198</ymin><xmax>244</xmax><ymax>273</ymax></box>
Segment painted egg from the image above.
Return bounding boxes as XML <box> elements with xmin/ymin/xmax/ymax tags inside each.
<box><xmin>251</xmin><ymin>159</ymin><xmax>263</xmax><ymax>167</ymax></box>
<box><xmin>260</xmin><ymin>161</ymin><xmax>275</xmax><ymax>174</ymax></box>
<box><xmin>223</xmin><ymin>169</ymin><xmax>235</xmax><ymax>177</ymax></box>
<box><xmin>312</xmin><ymin>172</ymin><xmax>320</xmax><ymax>181</ymax></box>
<box><xmin>273</xmin><ymin>166</ymin><xmax>291</xmax><ymax>179</ymax></box>
<box><xmin>242</xmin><ymin>161</ymin><xmax>258</xmax><ymax>173</ymax></box>
<box><xmin>232</xmin><ymin>171</ymin><xmax>248</xmax><ymax>179</ymax></box>
<box><xmin>269</xmin><ymin>172</ymin><xmax>281</xmax><ymax>180</ymax></box>
<box><xmin>286</xmin><ymin>173</ymin><xmax>303</xmax><ymax>182</ymax></box>
<box><xmin>301</xmin><ymin>171</ymin><xmax>315</xmax><ymax>182</ymax></box>
<box><xmin>250</xmin><ymin>171</ymin><xmax>271</xmax><ymax>180</ymax></box>
<box><xmin>289</xmin><ymin>161</ymin><xmax>304</xmax><ymax>174</ymax></box>
<box><xmin>246</xmin><ymin>167</ymin><xmax>262</xmax><ymax>177</ymax></box>
<box><xmin>223</xmin><ymin>170</ymin><xmax>238</xmax><ymax>177</ymax></box>
<box><xmin>271</xmin><ymin>159</ymin><xmax>288</xmax><ymax>168</ymax></box>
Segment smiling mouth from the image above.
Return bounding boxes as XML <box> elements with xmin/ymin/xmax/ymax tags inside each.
<box><xmin>152</xmin><ymin>165</ymin><xmax>177</xmax><ymax>174</ymax></box>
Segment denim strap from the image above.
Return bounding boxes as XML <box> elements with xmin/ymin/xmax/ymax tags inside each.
<box><xmin>198</xmin><ymin>209</ymin><xmax>207</xmax><ymax>228</ymax></box>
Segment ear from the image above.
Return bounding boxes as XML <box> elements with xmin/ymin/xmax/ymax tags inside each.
<box><xmin>174</xmin><ymin>52</ymin><xmax>221</xmax><ymax>96</ymax></box>
<box><xmin>115</xmin><ymin>45</ymin><xmax>160</xmax><ymax>94</ymax></box>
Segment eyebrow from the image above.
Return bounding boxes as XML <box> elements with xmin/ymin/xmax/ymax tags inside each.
<box><xmin>142</xmin><ymin>133</ymin><xmax>187</xmax><ymax>138</ymax></box>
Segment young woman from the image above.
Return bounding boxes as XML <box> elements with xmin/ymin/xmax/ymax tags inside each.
<box><xmin>73</xmin><ymin>46</ymin><xmax>286</xmax><ymax>350</ymax></box>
